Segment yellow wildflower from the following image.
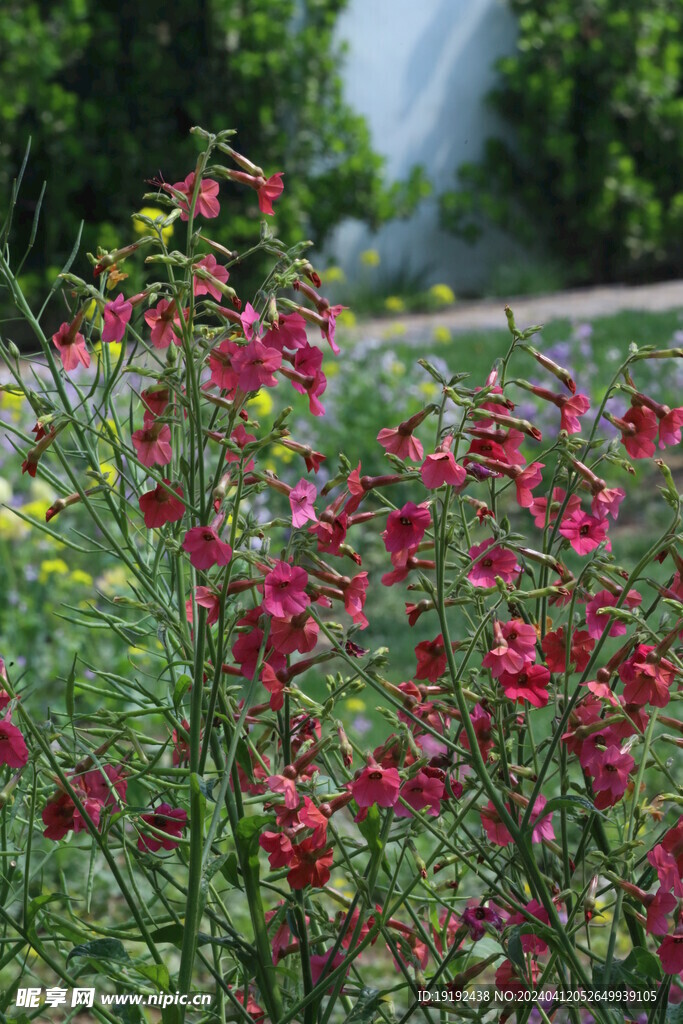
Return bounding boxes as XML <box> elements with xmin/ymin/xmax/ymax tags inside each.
<box><xmin>39</xmin><ymin>558</ymin><xmax>69</xmax><ymax>583</ymax></box>
<box><xmin>433</xmin><ymin>326</ymin><xmax>452</xmax><ymax>344</ymax></box>
<box><xmin>428</xmin><ymin>283</ymin><xmax>456</xmax><ymax>307</ymax></box>
<box><xmin>336</xmin><ymin>310</ymin><xmax>356</xmax><ymax>328</ymax></box>
<box><xmin>359</xmin><ymin>249</ymin><xmax>380</xmax><ymax>267</ymax></box>
<box><xmin>70</xmin><ymin>570</ymin><xmax>93</xmax><ymax>586</ymax></box>
<box><xmin>384</xmin><ymin>295</ymin><xmax>405</xmax><ymax>313</ymax></box>
<box><xmin>248</xmin><ymin>390</ymin><xmax>273</xmax><ymax>417</ymax></box>
<box><xmin>344</xmin><ymin>698</ymin><xmax>366</xmax><ymax>712</ymax></box>
<box><xmin>321</xmin><ymin>266</ymin><xmax>346</xmax><ymax>284</ymax></box>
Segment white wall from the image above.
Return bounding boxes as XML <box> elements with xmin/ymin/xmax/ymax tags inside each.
<box><xmin>330</xmin><ymin>0</ymin><xmax>518</xmax><ymax>293</ymax></box>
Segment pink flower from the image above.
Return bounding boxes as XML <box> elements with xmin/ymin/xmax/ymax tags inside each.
<box><xmin>560</xmin><ymin>393</ymin><xmax>590</xmax><ymax>433</ymax></box>
<box><xmin>420</xmin><ymin>440</ymin><xmax>467</xmax><ymax>488</ymax></box>
<box><xmin>291</xmin><ymin>344</ymin><xmax>327</xmax><ymax>416</ymax></box>
<box><xmin>559</xmin><ymin>510</ymin><xmax>609</xmax><ymax>554</ymax></box>
<box><xmin>182</xmin><ymin>525</ymin><xmax>233</xmax><ymax>570</ymax></box>
<box><xmin>648</xmin><ymin>845</ymin><xmax>683</xmax><ymax>896</ymax></box>
<box><xmin>377</xmin><ymin>426</ymin><xmax>424</xmax><ymax>462</ymax></box>
<box><xmin>659</xmin><ymin>407</ymin><xmax>683</xmax><ymax>448</ymax></box>
<box><xmin>514</xmin><ymin>462</ymin><xmax>544</xmax><ymax>508</ymax></box>
<box><xmin>139</xmin><ymin>480</ymin><xmax>185</xmax><ymax>528</ymax></box>
<box><xmin>232</xmin><ymin>339</ymin><xmax>282</xmax><ymax>391</ymax></box>
<box><xmin>591</xmin><ymin>487</ymin><xmax>626</xmax><ymax>520</ymax></box>
<box><xmin>585</xmin><ymin>588</ymin><xmax>642</xmax><ymax>639</ymax></box>
<box><xmin>498</xmin><ymin>665</ymin><xmax>550</xmax><ymax>707</ymax></box>
<box><xmin>240</xmin><ymin>302</ymin><xmax>261</xmax><ymax>341</ymax></box>
<box><xmin>467</xmin><ymin>539</ymin><xmax>521</xmax><ymax>587</ymax></box>
<box><xmin>52</xmin><ymin>320</ymin><xmax>90</xmax><ymax>372</ymax></box>
<box><xmin>320</xmin><ymin>304</ymin><xmax>346</xmax><ymax>355</ymax></box>
<box><xmin>414</xmin><ymin>635</ymin><xmax>449</xmax><ymax>681</ymax></box>
<box><xmin>646</xmin><ymin>890</ymin><xmax>677</xmax><ymax>935</ymax></box>
<box><xmin>530</xmin><ymin>487</ymin><xmax>581</xmax><ymax>529</ymax></box>
<box><xmin>186</xmin><ymin>586</ymin><xmax>221</xmax><ymax>626</ymax></box>
<box><xmin>618</xmin><ymin>644</ymin><xmax>677</xmax><ymax>708</ymax></box>
<box><xmin>383</xmin><ymin>502</ymin><xmax>431</xmax><ymax>556</ymax></box>
<box><xmin>209</xmin><ymin>339</ymin><xmax>240</xmax><ymax>391</ymax></box>
<box><xmin>132</xmin><ymin>423</ymin><xmax>173</xmax><ymax>467</ymax></box>
<box><xmin>343</xmin><ymin>573</ymin><xmax>369</xmax><ymax>629</ymax></box>
<box><xmin>263</xmin><ymin>562</ymin><xmax>310</xmax><ymax>618</ymax></box>
<box><xmin>507</xmin><ymin>900</ymin><xmax>550</xmax><ymax>954</ymax></box>
<box><xmin>483</xmin><ymin>796</ymin><xmax>554</xmax><ymax>846</ymax></box>
<box><xmin>309</xmin><ymin>951</ymin><xmax>347</xmax><ymax>990</ymax></box>
<box><xmin>193</xmin><ymin>254</ymin><xmax>229</xmax><ymax>300</ymax></box>
<box><xmin>144</xmin><ymin>299</ymin><xmax>183</xmax><ymax>349</ymax></box>
<box><xmin>263</xmin><ymin>312</ymin><xmax>308</xmax><ymax>351</ymax></box>
<box><xmin>102</xmin><ymin>294</ymin><xmax>133</xmax><ymax>343</ymax></box>
<box><xmin>257</xmin><ymin>173</ymin><xmax>284</xmax><ymax>215</ymax></box>
<box><xmin>350</xmin><ymin>760</ymin><xmax>400</xmax><ymax>808</ymax></box>
<box><xmin>590</xmin><ymin>746</ymin><xmax>634</xmax><ymax>809</ymax></box>
<box><xmin>270</xmin><ymin>614</ymin><xmax>319</xmax><ymax>655</ymax></box>
<box><xmin>0</xmin><ymin>718</ymin><xmax>28</xmax><ymax>767</ymax></box>
<box><xmin>289</xmin><ymin>479</ymin><xmax>318</xmax><ymax>528</ymax></box>
<box><xmin>138</xmin><ymin>803</ymin><xmax>187</xmax><ymax>852</ymax></box>
<box><xmin>657</xmin><ymin>932</ymin><xmax>683</xmax><ymax>975</ymax></box>
<box><xmin>394</xmin><ymin>769</ymin><xmax>445</xmax><ymax>818</ymax></box>
<box><xmin>172</xmin><ymin>172</ymin><xmax>220</xmax><ymax>220</ymax></box>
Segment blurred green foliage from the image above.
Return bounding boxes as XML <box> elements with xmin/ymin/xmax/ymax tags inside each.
<box><xmin>441</xmin><ymin>0</ymin><xmax>683</xmax><ymax>284</ymax></box>
<box><xmin>0</xmin><ymin>0</ymin><xmax>428</xmax><ymax>309</ymax></box>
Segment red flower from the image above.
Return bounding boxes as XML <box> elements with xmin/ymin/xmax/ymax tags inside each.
<box><xmin>460</xmin><ymin>703</ymin><xmax>494</xmax><ymax>760</ymax></box>
<box><xmin>514</xmin><ymin>462</ymin><xmax>544</xmax><ymax>508</ymax></box>
<box><xmin>52</xmin><ymin>319</ymin><xmax>90</xmax><ymax>372</ymax></box>
<box><xmin>498</xmin><ymin>664</ymin><xmax>550</xmax><ymax>707</ymax></box>
<box><xmin>383</xmin><ymin>502</ymin><xmax>431</xmax><ymax>558</ymax></box>
<box><xmin>415</xmin><ymin>634</ymin><xmax>449</xmax><ymax>682</ymax></box>
<box><xmin>377</xmin><ymin>425</ymin><xmax>424</xmax><ymax>463</ymax></box>
<box><xmin>530</xmin><ymin>487</ymin><xmax>581</xmax><ymax>529</ymax></box>
<box><xmin>467</xmin><ymin>539</ymin><xmax>520</xmax><ymax>587</ymax></box>
<box><xmin>263</xmin><ymin>562</ymin><xmax>310</xmax><ymax>618</ymax></box>
<box><xmin>542</xmin><ymin>627</ymin><xmax>594</xmax><ymax>674</ymax></box>
<box><xmin>270</xmin><ymin>614</ymin><xmax>319</xmax><ymax>655</ymax></box>
<box><xmin>351</xmin><ymin>759</ymin><xmax>400</xmax><ymax>808</ymax></box>
<box><xmin>132</xmin><ymin>422</ymin><xmax>173</xmax><ymax>467</ymax></box>
<box><xmin>290</xmin><ymin>343</ymin><xmax>327</xmax><ymax>416</ymax></box>
<box><xmin>138</xmin><ymin>803</ymin><xmax>187</xmax><ymax>852</ymax></box>
<box><xmin>619</xmin><ymin>405</ymin><xmax>659</xmax><ymax>459</ymax></box>
<box><xmin>139</xmin><ymin>480</ymin><xmax>185</xmax><ymax>528</ymax></box>
<box><xmin>506</xmin><ymin>899</ymin><xmax>550</xmax><ymax>954</ymax></box>
<box><xmin>257</xmin><ymin>173</ymin><xmax>284</xmax><ymax>215</ymax></box>
<box><xmin>42</xmin><ymin>765</ymin><xmax>127</xmax><ymax>840</ymax></box>
<box><xmin>0</xmin><ymin>718</ymin><xmax>28</xmax><ymax>767</ymax></box>
<box><xmin>559</xmin><ymin>510</ymin><xmax>609</xmax><ymax>554</ymax></box>
<box><xmin>186</xmin><ymin>587</ymin><xmax>221</xmax><ymax>626</ymax></box>
<box><xmin>343</xmin><ymin>572</ymin><xmax>369</xmax><ymax>629</ymax></box>
<box><xmin>172</xmin><ymin>172</ymin><xmax>220</xmax><ymax>221</ymax></box>
<box><xmin>560</xmin><ymin>393</ymin><xmax>590</xmax><ymax>434</ymax></box>
<box><xmin>182</xmin><ymin>525</ymin><xmax>233</xmax><ymax>570</ymax></box>
<box><xmin>420</xmin><ymin>448</ymin><xmax>466</xmax><ymax>488</ymax></box>
<box><xmin>102</xmin><ymin>293</ymin><xmax>133</xmax><ymax>343</ymax></box>
<box><xmin>172</xmin><ymin>719</ymin><xmax>190</xmax><ymax>767</ymax></box>
<box><xmin>659</xmin><ymin>407</ymin><xmax>683</xmax><ymax>448</ymax></box>
<box><xmin>287</xmin><ymin>838</ymin><xmax>334</xmax><ymax>890</ymax></box>
<box><xmin>618</xmin><ymin>644</ymin><xmax>677</xmax><ymax>708</ymax></box>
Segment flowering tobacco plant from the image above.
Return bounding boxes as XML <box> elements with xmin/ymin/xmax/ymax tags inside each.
<box><xmin>0</xmin><ymin>128</ymin><xmax>682</xmax><ymax>1024</ymax></box>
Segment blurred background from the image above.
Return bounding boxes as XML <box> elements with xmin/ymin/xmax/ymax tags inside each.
<box><xmin>4</xmin><ymin>0</ymin><xmax>683</xmax><ymax>310</ymax></box>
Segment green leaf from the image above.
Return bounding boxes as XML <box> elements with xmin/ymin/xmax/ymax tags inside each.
<box><xmin>172</xmin><ymin>675</ymin><xmax>191</xmax><ymax>710</ymax></box>
<box><xmin>134</xmin><ymin>963</ymin><xmax>170</xmax><ymax>990</ymax></box>
<box><xmin>622</xmin><ymin>947</ymin><xmax>662</xmax><ymax>980</ymax></box>
<box><xmin>65</xmin><ymin>652</ymin><xmax>77</xmax><ymax>719</ymax></box>
<box><xmin>67</xmin><ymin>938</ymin><xmax>130</xmax><ymax>965</ymax></box>
<box><xmin>235</xmin><ymin>813</ymin><xmax>273</xmax><ymax>843</ymax></box>
<box><xmin>357</xmin><ymin>805</ymin><xmax>382</xmax><ymax>855</ymax></box>
<box><xmin>533</xmin><ymin>794</ymin><xmax>606</xmax><ymax>820</ymax></box>
<box><xmin>149</xmin><ymin>924</ymin><xmax>185</xmax><ymax>949</ymax></box>
<box><xmin>507</xmin><ymin>927</ymin><xmax>525</xmax><ymax>973</ymax></box>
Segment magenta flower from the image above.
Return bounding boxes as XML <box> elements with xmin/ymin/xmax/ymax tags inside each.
<box><xmin>182</xmin><ymin>525</ymin><xmax>233</xmax><ymax>570</ymax></box>
<box><xmin>144</xmin><ymin>298</ymin><xmax>183</xmax><ymax>349</ymax></box>
<box><xmin>186</xmin><ymin>586</ymin><xmax>221</xmax><ymax>627</ymax></box>
<box><xmin>0</xmin><ymin>718</ymin><xmax>28</xmax><ymax>767</ymax></box>
<box><xmin>132</xmin><ymin>423</ymin><xmax>173</xmax><ymax>467</ymax></box>
<box><xmin>350</xmin><ymin>760</ymin><xmax>400</xmax><ymax>808</ymax></box>
<box><xmin>343</xmin><ymin>572</ymin><xmax>369</xmax><ymax>629</ymax></box>
<box><xmin>291</xmin><ymin>343</ymin><xmax>327</xmax><ymax>416</ymax></box>
<box><xmin>289</xmin><ymin>479</ymin><xmax>318</xmax><ymax>528</ymax></box>
<box><xmin>240</xmin><ymin>302</ymin><xmax>261</xmax><ymax>341</ymax></box>
<box><xmin>173</xmin><ymin>172</ymin><xmax>220</xmax><ymax>221</ymax></box>
<box><xmin>138</xmin><ymin>803</ymin><xmax>187</xmax><ymax>852</ymax></box>
<box><xmin>559</xmin><ymin>510</ymin><xmax>609</xmax><ymax>554</ymax></box>
<box><xmin>585</xmin><ymin>588</ymin><xmax>641</xmax><ymax>639</ymax></box>
<box><xmin>193</xmin><ymin>253</ymin><xmax>229</xmax><ymax>300</ymax></box>
<box><xmin>647</xmin><ymin>846</ymin><xmax>683</xmax><ymax>896</ymax></box>
<box><xmin>591</xmin><ymin>746</ymin><xmax>634</xmax><ymax>809</ymax></box>
<box><xmin>139</xmin><ymin>480</ymin><xmax>185</xmax><ymax>529</ymax></box>
<box><xmin>646</xmin><ymin>890</ymin><xmax>677</xmax><ymax>936</ymax></box>
<box><xmin>257</xmin><ymin>173</ymin><xmax>284</xmax><ymax>215</ymax></box>
<box><xmin>209</xmin><ymin>339</ymin><xmax>240</xmax><ymax>392</ymax></box>
<box><xmin>498</xmin><ymin>665</ymin><xmax>550</xmax><ymax>708</ymax></box>
<box><xmin>467</xmin><ymin>539</ymin><xmax>521</xmax><ymax>587</ymax></box>
<box><xmin>618</xmin><ymin>644</ymin><xmax>676</xmax><ymax>708</ymax></box>
<box><xmin>618</xmin><ymin>405</ymin><xmax>658</xmax><ymax>459</ymax></box>
<box><xmin>394</xmin><ymin>769</ymin><xmax>444</xmax><ymax>818</ymax></box>
<box><xmin>461</xmin><ymin>903</ymin><xmax>504</xmax><ymax>941</ymax></box>
<box><xmin>52</xmin><ymin>320</ymin><xmax>90</xmax><ymax>372</ymax></box>
<box><xmin>657</xmin><ymin>932</ymin><xmax>683</xmax><ymax>975</ymax></box>
<box><xmin>232</xmin><ymin>339</ymin><xmax>282</xmax><ymax>392</ymax></box>
<box><xmin>101</xmin><ymin>293</ymin><xmax>133</xmax><ymax>343</ymax></box>
<box><xmin>383</xmin><ymin>502</ymin><xmax>431</xmax><ymax>556</ymax></box>
<box><xmin>507</xmin><ymin>900</ymin><xmax>550</xmax><ymax>954</ymax></box>
<box><xmin>529</xmin><ymin>487</ymin><xmax>580</xmax><ymax>528</ymax></box>
<box><xmin>263</xmin><ymin>562</ymin><xmax>310</xmax><ymax>618</ymax></box>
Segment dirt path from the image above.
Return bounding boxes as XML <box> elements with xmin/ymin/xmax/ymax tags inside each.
<box><xmin>352</xmin><ymin>278</ymin><xmax>683</xmax><ymax>339</ymax></box>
